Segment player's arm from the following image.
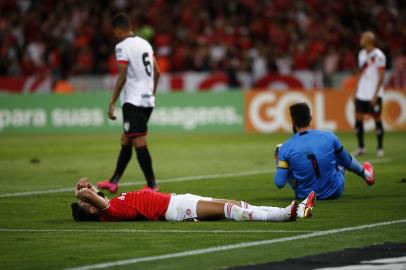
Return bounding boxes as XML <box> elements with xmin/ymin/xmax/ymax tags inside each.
<box><xmin>353</xmin><ymin>69</ymin><xmax>362</xmax><ymax>92</ymax></box>
<box><xmin>153</xmin><ymin>56</ymin><xmax>160</xmax><ymax>95</ymax></box>
<box><xmin>75</xmin><ymin>188</ymin><xmax>109</xmax><ymax>210</ymax></box>
<box><xmin>275</xmin><ymin>168</ymin><xmax>289</xmax><ymax>189</ymax></box>
<box><xmin>108</xmin><ymin>62</ymin><xmax>128</xmax><ymax>120</ymax></box>
<box><xmin>354</xmin><ymin>51</ymin><xmax>368</xmax><ymax>93</ymax></box>
<box><xmin>371</xmin><ymin>68</ymin><xmax>385</xmax><ymax>105</ymax></box>
<box><xmin>274</xmin><ymin>145</ymin><xmax>289</xmax><ymax>188</ymax></box>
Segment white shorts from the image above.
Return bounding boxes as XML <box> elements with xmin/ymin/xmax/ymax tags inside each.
<box><xmin>164</xmin><ymin>193</ymin><xmax>212</xmax><ymax>221</ymax></box>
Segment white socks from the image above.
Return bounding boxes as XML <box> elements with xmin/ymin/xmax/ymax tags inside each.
<box><xmin>225</xmin><ymin>202</ymin><xmax>291</xmax><ymax>222</ymax></box>
<box><xmin>241</xmin><ymin>201</ymin><xmax>291</xmax><ymax>220</ymax></box>
<box><xmin>297</xmin><ymin>197</ymin><xmax>309</xmax><ymax>218</ymax></box>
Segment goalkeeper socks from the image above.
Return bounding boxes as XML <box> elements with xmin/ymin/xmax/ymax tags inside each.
<box><xmin>355</xmin><ymin>120</ymin><xmax>364</xmax><ymax>148</ymax></box>
<box><xmin>375</xmin><ymin>120</ymin><xmax>384</xmax><ymax>150</ymax></box>
<box><xmin>135</xmin><ymin>146</ymin><xmax>156</xmax><ymax>188</ymax></box>
<box><xmin>347</xmin><ymin>155</ymin><xmax>365</xmax><ymax>177</ymax></box>
<box><xmin>110</xmin><ymin>144</ymin><xmax>132</xmax><ymax>184</ymax></box>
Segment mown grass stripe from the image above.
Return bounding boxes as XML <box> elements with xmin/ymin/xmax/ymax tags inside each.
<box><xmin>0</xmin><ymin>228</ymin><xmax>315</xmax><ymax>234</ymax></box>
<box><xmin>63</xmin><ymin>218</ymin><xmax>406</xmax><ymax>270</ymax></box>
<box><xmin>0</xmin><ymin>157</ymin><xmax>391</xmax><ymax>198</ymax></box>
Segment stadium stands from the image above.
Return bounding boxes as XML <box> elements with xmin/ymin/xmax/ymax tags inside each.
<box><xmin>0</xmin><ymin>0</ymin><xmax>405</xmax><ymax>79</ymax></box>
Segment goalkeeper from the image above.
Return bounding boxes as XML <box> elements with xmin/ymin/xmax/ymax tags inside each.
<box><xmin>274</xmin><ymin>103</ymin><xmax>375</xmax><ymax>200</ymax></box>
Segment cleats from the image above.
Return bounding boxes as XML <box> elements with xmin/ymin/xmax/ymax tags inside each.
<box><xmin>377</xmin><ymin>149</ymin><xmax>384</xmax><ymax>157</ymax></box>
<box><xmin>351</xmin><ymin>148</ymin><xmax>366</xmax><ymax>156</ymax></box>
<box><xmin>97</xmin><ymin>180</ymin><xmax>118</xmax><ymax>194</ymax></box>
<box><xmin>298</xmin><ymin>191</ymin><xmax>316</xmax><ymax>218</ymax></box>
<box><xmin>363</xmin><ymin>162</ymin><xmax>375</xmax><ymax>186</ymax></box>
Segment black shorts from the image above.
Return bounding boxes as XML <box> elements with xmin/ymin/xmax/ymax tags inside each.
<box><xmin>355</xmin><ymin>98</ymin><xmax>382</xmax><ymax>116</ymax></box>
<box><xmin>122</xmin><ymin>103</ymin><xmax>153</xmax><ymax>137</ymax></box>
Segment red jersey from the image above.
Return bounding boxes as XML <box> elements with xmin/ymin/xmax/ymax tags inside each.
<box><xmin>99</xmin><ymin>190</ymin><xmax>171</xmax><ymax>221</ymax></box>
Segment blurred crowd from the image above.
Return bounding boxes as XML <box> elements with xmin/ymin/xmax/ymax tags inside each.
<box><xmin>0</xmin><ymin>0</ymin><xmax>405</xmax><ymax>83</ymax></box>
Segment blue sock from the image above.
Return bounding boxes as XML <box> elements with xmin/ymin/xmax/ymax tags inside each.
<box><xmin>348</xmin><ymin>156</ymin><xmax>364</xmax><ymax>177</ymax></box>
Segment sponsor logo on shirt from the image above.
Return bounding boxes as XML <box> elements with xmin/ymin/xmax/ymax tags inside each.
<box><xmin>142</xmin><ymin>94</ymin><xmax>153</xmax><ymax>99</ymax></box>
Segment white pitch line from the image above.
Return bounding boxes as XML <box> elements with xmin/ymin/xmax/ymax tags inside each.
<box><xmin>0</xmin><ymin>228</ymin><xmax>315</xmax><ymax>234</ymax></box>
<box><xmin>63</xmin><ymin>219</ymin><xmax>406</xmax><ymax>270</ymax></box>
<box><xmin>0</xmin><ymin>169</ymin><xmax>275</xmax><ymax>198</ymax></box>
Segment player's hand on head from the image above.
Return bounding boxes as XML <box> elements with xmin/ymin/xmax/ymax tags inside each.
<box><xmin>77</xmin><ymin>177</ymin><xmax>91</xmax><ymax>190</ymax></box>
<box><xmin>108</xmin><ymin>102</ymin><xmax>117</xmax><ymax>120</ymax></box>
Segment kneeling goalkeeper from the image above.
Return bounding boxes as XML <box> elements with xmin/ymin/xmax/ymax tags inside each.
<box><xmin>72</xmin><ymin>178</ymin><xmax>315</xmax><ymax>222</ymax></box>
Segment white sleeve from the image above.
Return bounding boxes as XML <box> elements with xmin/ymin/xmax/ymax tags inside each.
<box><xmin>358</xmin><ymin>51</ymin><xmax>364</xmax><ymax>68</ymax></box>
<box><xmin>115</xmin><ymin>44</ymin><xmax>129</xmax><ymax>63</ymax></box>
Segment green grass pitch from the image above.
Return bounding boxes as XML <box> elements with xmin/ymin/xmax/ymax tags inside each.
<box><xmin>0</xmin><ymin>131</ymin><xmax>405</xmax><ymax>270</ymax></box>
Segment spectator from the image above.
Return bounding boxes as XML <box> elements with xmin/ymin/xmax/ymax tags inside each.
<box><xmin>387</xmin><ymin>53</ymin><xmax>406</xmax><ymax>89</ymax></box>
<box><xmin>0</xmin><ymin>0</ymin><xmax>404</xmax><ymax>77</ymax></box>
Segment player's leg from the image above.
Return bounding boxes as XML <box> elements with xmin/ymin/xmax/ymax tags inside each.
<box><xmin>373</xmin><ymin>97</ymin><xmax>384</xmax><ymax>157</ymax></box>
<box><xmin>353</xmin><ymin>99</ymin><xmax>366</xmax><ymax>156</ymax></box>
<box><xmin>337</xmin><ymin>149</ymin><xmax>375</xmax><ymax>185</ymax></box>
<box><xmin>97</xmin><ymin>134</ymin><xmax>132</xmax><ymax>193</ymax></box>
<box><xmin>165</xmin><ymin>194</ymin><xmax>301</xmax><ymax>222</ymax></box>
<box><xmin>223</xmin><ymin>192</ymin><xmax>315</xmax><ymax>219</ymax></box>
<box><xmin>222</xmin><ymin>201</ymin><xmax>298</xmax><ymax>222</ymax></box>
<box><xmin>205</xmin><ymin>199</ymin><xmax>298</xmax><ymax>221</ymax></box>
<box><xmin>211</xmin><ymin>198</ymin><xmax>293</xmax><ymax>221</ymax></box>
<box><xmin>195</xmin><ymin>200</ymin><xmax>226</xmax><ymax>220</ymax></box>
<box><xmin>111</xmin><ymin>134</ymin><xmax>133</xmax><ymax>184</ymax></box>
<box><xmin>132</xmin><ymin>135</ymin><xmax>157</xmax><ymax>190</ymax></box>
<box><xmin>123</xmin><ymin>105</ymin><xmax>157</xmax><ymax>190</ymax></box>
<box><xmin>326</xmin><ymin>169</ymin><xmax>345</xmax><ymax>199</ymax></box>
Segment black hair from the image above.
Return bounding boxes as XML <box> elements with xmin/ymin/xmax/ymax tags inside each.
<box><xmin>289</xmin><ymin>103</ymin><xmax>312</xmax><ymax>128</ymax></box>
<box><xmin>112</xmin><ymin>13</ymin><xmax>130</xmax><ymax>30</ymax></box>
<box><xmin>71</xmin><ymin>203</ymin><xmax>100</xmax><ymax>221</ymax></box>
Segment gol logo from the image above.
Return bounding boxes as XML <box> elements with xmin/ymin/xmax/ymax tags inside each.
<box><xmin>244</xmin><ymin>90</ymin><xmax>406</xmax><ymax>133</ymax></box>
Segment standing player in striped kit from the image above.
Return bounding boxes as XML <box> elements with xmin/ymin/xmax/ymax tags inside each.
<box><xmin>353</xmin><ymin>31</ymin><xmax>386</xmax><ymax>157</ymax></box>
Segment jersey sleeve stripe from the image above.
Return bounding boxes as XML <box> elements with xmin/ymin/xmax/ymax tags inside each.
<box><xmin>277</xmin><ymin>160</ymin><xmax>289</xmax><ymax>169</ymax></box>
<box><xmin>378</xmin><ymin>66</ymin><xmax>385</xmax><ymax>71</ymax></box>
<box><xmin>117</xmin><ymin>60</ymin><xmax>129</xmax><ymax>65</ymax></box>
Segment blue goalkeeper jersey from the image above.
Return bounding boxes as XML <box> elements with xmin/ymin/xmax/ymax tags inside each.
<box><xmin>275</xmin><ymin>129</ymin><xmax>345</xmax><ymax>199</ymax></box>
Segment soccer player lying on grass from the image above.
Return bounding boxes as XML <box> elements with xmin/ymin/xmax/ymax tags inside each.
<box><xmin>274</xmin><ymin>103</ymin><xmax>375</xmax><ymax>200</ymax></box>
<box><xmin>71</xmin><ymin>178</ymin><xmax>316</xmax><ymax>222</ymax></box>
